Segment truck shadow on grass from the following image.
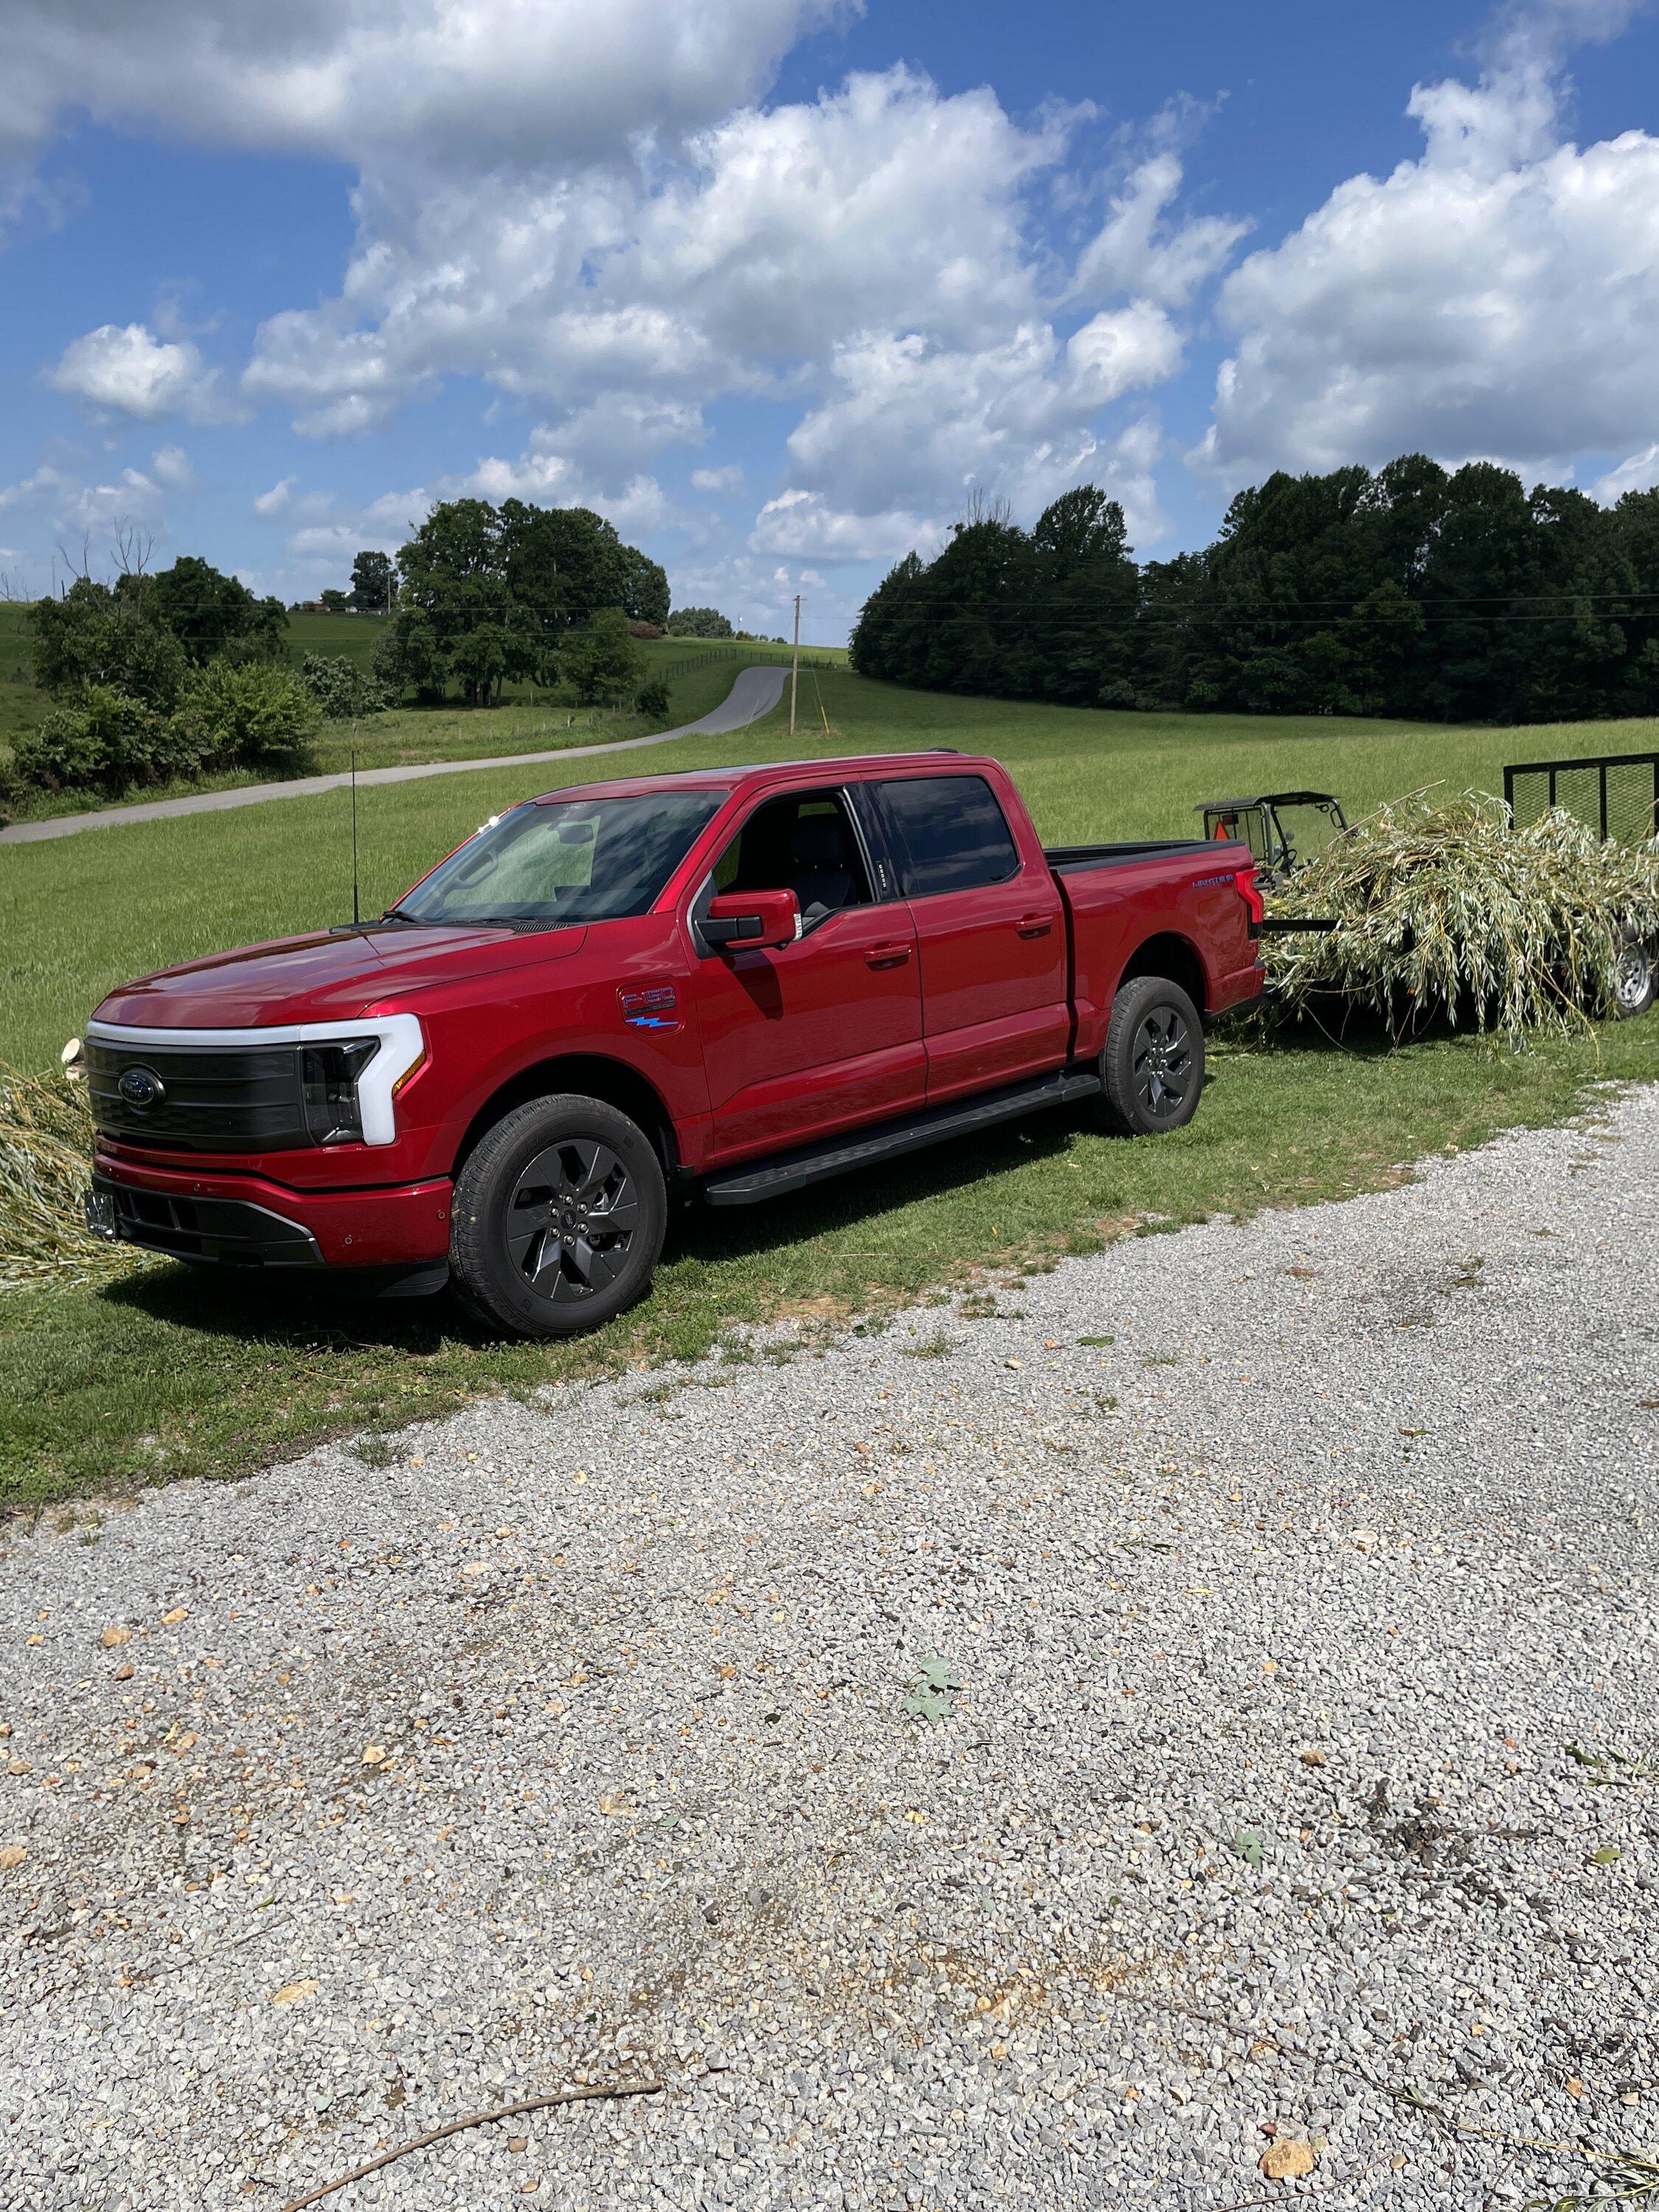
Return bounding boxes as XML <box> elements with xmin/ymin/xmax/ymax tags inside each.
<box><xmin>93</xmin><ymin>1095</ymin><xmax>1129</xmax><ymax>1357</ymax></box>
<box><xmin>91</xmin><ymin>1015</ymin><xmax>1461</xmax><ymax>1366</ymax></box>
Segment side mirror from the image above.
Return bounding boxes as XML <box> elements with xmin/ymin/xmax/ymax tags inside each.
<box><xmin>703</xmin><ymin>888</ymin><xmax>801</xmax><ymax>952</ymax></box>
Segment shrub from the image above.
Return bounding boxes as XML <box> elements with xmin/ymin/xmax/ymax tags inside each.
<box><xmin>29</xmin><ymin>580</ymin><xmax>187</xmax><ymax>709</ymax></box>
<box><xmin>12</xmin><ymin>684</ymin><xmax>206</xmax><ymax>797</ymax></box>
<box><xmin>1264</xmin><ymin>794</ymin><xmax>1659</xmax><ymax>1041</ymax></box>
<box><xmin>666</xmin><ymin>605</ymin><xmax>734</xmax><ymax>639</ymax></box>
<box><xmin>635</xmin><ymin>677</ymin><xmax>672</xmax><ymax>719</ymax></box>
<box><xmin>300</xmin><ymin>652</ymin><xmax>388</xmax><ymax>720</ymax></box>
<box><xmin>373</xmin><ymin>610</ymin><xmax>446</xmax><ymax>704</ymax></box>
<box><xmin>175</xmin><ymin>655</ymin><xmax>319</xmax><ymax>770</ymax></box>
<box><xmin>447</xmin><ymin>622</ymin><xmax>510</xmax><ymax>708</ymax></box>
<box><xmin>139</xmin><ymin>556</ymin><xmax>288</xmax><ymax>664</ymax></box>
<box><xmin>562</xmin><ymin>608</ymin><xmax>643</xmax><ymax>706</ymax></box>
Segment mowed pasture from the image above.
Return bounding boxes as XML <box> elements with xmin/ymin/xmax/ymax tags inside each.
<box><xmin>2</xmin><ymin>667</ymin><xmax>1656</xmax><ymax>1509</ymax></box>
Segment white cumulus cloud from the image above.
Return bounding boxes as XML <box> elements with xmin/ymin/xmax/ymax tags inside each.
<box><xmin>1196</xmin><ymin>35</ymin><xmax>1659</xmax><ymax>485</ymax></box>
<box><xmin>46</xmin><ymin>321</ymin><xmax>228</xmax><ymax>422</ymax></box>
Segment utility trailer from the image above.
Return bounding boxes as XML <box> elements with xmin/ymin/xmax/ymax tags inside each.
<box><xmin>1504</xmin><ymin>747</ymin><xmax>1658</xmax><ymax>1017</ymax></box>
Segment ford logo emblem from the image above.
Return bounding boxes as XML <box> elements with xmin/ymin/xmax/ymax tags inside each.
<box><xmin>118</xmin><ymin>1064</ymin><xmax>166</xmax><ymax>1110</ymax></box>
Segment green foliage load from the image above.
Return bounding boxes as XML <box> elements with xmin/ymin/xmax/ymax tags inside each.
<box><xmin>300</xmin><ymin>651</ymin><xmax>388</xmax><ymax>720</ymax></box>
<box><xmin>666</xmin><ymin>605</ymin><xmax>734</xmax><ymax>638</ymax></box>
<box><xmin>635</xmin><ymin>675</ymin><xmax>672</xmax><ymax>720</ymax></box>
<box><xmin>852</xmin><ymin>456</ymin><xmax>1659</xmax><ymax>725</ymax></box>
<box><xmin>1264</xmin><ymin>795</ymin><xmax>1659</xmax><ymax>1040</ymax></box>
<box><xmin>373</xmin><ymin>496</ymin><xmax>669</xmax><ymax>706</ymax></box>
<box><xmin>0</xmin><ymin>1066</ymin><xmax>138</xmax><ymax>1293</ymax></box>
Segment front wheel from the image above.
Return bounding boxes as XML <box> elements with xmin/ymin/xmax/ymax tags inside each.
<box><xmin>1098</xmin><ymin>975</ymin><xmax>1205</xmax><ymax>1135</ymax></box>
<box><xmin>450</xmin><ymin>1094</ymin><xmax>667</xmax><ymax>1338</ymax></box>
<box><xmin>1611</xmin><ymin>934</ymin><xmax>1655</xmax><ymax>1020</ymax></box>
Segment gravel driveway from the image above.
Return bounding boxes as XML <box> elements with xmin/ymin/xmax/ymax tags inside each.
<box><xmin>3</xmin><ymin>1088</ymin><xmax>1655</xmax><ymax>2211</ymax></box>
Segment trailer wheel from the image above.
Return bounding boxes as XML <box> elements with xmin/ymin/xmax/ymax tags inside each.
<box><xmin>1099</xmin><ymin>975</ymin><xmax>1205</xmax><ymax>1135</ymax></box>
<box><xmin>450</xmin><ymin>1093</ymin><xmax>666</xmax><ymax>1339</ymax></box>
<box><xmin>1612</xmin><ymin>935</ymin><xmax>1655</xmax><ymax>1020</ymax></box>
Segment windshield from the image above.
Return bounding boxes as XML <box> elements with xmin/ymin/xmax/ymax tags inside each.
<box><xmin>397</xmin><ymin>790</ymin><xmax>725</xmax><ymax>928</ymax></box>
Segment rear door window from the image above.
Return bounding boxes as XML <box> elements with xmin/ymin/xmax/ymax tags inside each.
<box><xmin>877</xmin><ymin>774</ymin><xmax>1021</xmax><ymax>897</ymax></box>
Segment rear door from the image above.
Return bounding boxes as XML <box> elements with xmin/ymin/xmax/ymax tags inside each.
<box><xmin>869</xmin><ymin>771</ymin><xmax>1069</xmax><ymax>1102</ymax></box>
<box><xmin>689</xmin><ymin>785</ymin><xmax>924</xmax><ymax>1161</ymax></box>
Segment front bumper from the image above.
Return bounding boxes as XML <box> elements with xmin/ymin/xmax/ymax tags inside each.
<box><xmin>88</xmin><ymin>1152</ymin><xmax>453</xmax><ymax>1273</ymax></box>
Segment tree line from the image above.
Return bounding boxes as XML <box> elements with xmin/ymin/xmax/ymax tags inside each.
<box><xmin>849</xmin><ymin>459</ymin><xmax>1659</xmax><ymax>724</ymax></box>
<box><xmin>3</xmin><ymin>499</ymin><xmax>695</xmax><ymax>806</ymax></box>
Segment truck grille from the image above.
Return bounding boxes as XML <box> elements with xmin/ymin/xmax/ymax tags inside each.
<box><xmin>86</xmin><ymin>1036</ymin><xmax>310</xmax><ymax>1152</ymax></box>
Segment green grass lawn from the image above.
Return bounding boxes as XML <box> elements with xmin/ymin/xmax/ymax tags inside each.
<box><xmin>3</xmin><ymin>666</ymin><xmax>1655</xmax><ymax>1512</ymax></box>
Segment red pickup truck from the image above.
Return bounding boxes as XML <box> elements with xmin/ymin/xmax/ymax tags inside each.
<box><xmin>83</xmin><ymin>751</ymin><xmax>1264</xmax><ymax>1338</ymax></box>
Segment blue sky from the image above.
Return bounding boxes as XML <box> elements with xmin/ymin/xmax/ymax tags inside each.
<box><xmin>3</xmin><ymin>0</ymin><xmax>1658</xmax><ymax>641</ymax></box>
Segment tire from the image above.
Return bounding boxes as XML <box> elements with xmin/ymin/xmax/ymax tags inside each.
<box><xmin>1098</xmin><ymin>975</ymin><xmax>1205</xmax><ymax>1135</ymax></box>
<box><xmin>449</xmin><ymin>1094</ymin><xmax>667</xmax><ymax>1339</ymax></box>
<box><xmin>1611</xmin><ymin>934</ymin><xmax>1655</xmax><ymax>1020</ymax></box>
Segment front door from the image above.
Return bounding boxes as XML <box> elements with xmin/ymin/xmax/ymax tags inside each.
<box><xmin>691</xmin><ymin>787</ymin><xmax>924</xmax><ymax>1161</ymax></box>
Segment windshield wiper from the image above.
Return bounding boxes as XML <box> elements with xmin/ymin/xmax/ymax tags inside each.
<box><xmin>378</xmin><ymin>905</ymin><xmax>430</xmax><ymax>926</ymax></box>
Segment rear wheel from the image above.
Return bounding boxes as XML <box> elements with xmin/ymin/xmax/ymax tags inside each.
<box><xmin>1099</xmin><ymin>975</ymin><xmax>1205</xmax><ymax>1135</ymax></box>
<box><xmin>1611</xmin><ymin>934</ymin><xmax>1655</xmax><ymax>1020</ymax></box>
<box><xmin>450</xmin><ymin>1094</ymin><xmax>667</xmax><ymax>1338</ymax></box>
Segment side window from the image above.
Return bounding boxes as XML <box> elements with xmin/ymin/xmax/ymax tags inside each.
<box><xmin>709</xmin><ymin>789</ymin><xmax>872</xmax><ymax>928</ymax></box>
<box><xmin>879</xmin><ymin>774</ymin><xmax>1021</xmax><ymax>897</ymax></box>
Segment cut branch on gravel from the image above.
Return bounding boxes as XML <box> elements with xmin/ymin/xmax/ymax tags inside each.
<box><xmin>279</xmin><ymin>2076</ymin><xmax>665</xmax><ymax>2211</ymax></box>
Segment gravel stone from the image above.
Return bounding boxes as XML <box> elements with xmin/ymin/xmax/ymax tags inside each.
<box><xmin>1</xmin><ymin>1088</ymin><xmax>1655</xmax><ymax>2208</ymax></box>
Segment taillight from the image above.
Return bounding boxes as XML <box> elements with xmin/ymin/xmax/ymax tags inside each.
<box><xmin>1234</xmin><ymin>867</ymin><xmax>1265</xmax><ymax>936</ymax></box>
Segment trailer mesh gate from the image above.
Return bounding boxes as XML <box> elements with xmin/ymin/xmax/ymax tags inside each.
<box><xmin>1504</xmin><ymin>751</ymin><xmax>1659</xmax><ymax>845</ymax></box>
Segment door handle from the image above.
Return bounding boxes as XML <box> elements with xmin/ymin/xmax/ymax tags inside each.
<box><xmin>866</xmin><ymin>940</ymin><xmax>911</xmax><ymax>968</ymax></box>
<box><xmin>1015</xmin><ymin>914</ymin><xmax>1054</xmax><ymax>937</ymax></box>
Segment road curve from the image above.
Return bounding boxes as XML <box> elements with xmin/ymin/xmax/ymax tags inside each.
<box><xmin>0</xmin><ymin>664</ymin><xmax>790</xmax><ymax>846</ymax></box>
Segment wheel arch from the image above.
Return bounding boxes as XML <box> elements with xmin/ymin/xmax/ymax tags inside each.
<box><xmin>1115</xmin><ymin>931</ymin><xmax>1208</xmax><ymax>1015</ymax></box>
<box><xmin>453</xmin><ymin>1054</ymin><xmax>682</xmax><ymax>1183</ymax></box>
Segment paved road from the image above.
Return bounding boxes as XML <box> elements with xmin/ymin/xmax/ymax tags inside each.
<box><xmin>0</xmin><ymin>664</ymin><xmax>790</xmax><ymax>846</ymax></box>
<box><xmin>3</xmin><ymin>1089</ymin><xmax>1655</xmax><ymax>2208</ymax></box>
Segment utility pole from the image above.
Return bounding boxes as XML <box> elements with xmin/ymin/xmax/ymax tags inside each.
<box><xmin>790</xmin><ymin>592</ymin><xmax>801</xmax><ymax>737</ymax></box>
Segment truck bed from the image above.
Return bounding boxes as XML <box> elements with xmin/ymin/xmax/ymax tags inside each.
<box><xmin>1044</xmin><ymin>838</ymin><xmax>1237</xmax><ymax>872</ymax></box>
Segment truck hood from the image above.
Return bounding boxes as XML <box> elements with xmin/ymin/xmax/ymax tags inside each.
<box><xmin>93</xmin><ymin>919</ymin><xmax>589</xmax><ymax>1031</ymax></box>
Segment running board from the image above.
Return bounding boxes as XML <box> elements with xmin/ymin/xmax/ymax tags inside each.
<box><xmin>701</xmin><ymin>1068</ymin><xmax>1103</xmax><ymax>1207</ymax></box>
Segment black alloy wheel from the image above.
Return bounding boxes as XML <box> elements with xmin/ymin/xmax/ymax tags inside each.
<box><xmin>450</xmin><ymin>1094</ymin><xmax>667</xmax><ymax>1338</ymax></box>
<box><xmin>1099</xmin><ymin>974</ymin><xmax>1206</xmax><ymax>1136</ymax></box>
<box><xmin>507</xmin><ymin>1137</ymin><xmax>640</xmax><ymax>1304</ymax></box>
<box><xmin>1130</xmin><ymin>1002</ymin><xmax>1195</xmax><ymax>1122</ymax></box>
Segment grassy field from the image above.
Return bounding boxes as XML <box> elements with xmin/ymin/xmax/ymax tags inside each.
<box><xmin>2</xmin><ymin>667</ymin><xmax>1655</xmax><ymax>1511</ymax></box>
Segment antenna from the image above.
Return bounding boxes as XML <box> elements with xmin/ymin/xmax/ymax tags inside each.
<box><xmin>349</xmin><ymin>737</ymin><xmax>361</xmax><ymax>927</ymax></box>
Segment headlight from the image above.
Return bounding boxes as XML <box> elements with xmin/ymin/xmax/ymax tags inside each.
<box><xmin>302</xmin><ymin>1038</ymin><xmax>380</xmax><ymax>1144</ymax></box>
